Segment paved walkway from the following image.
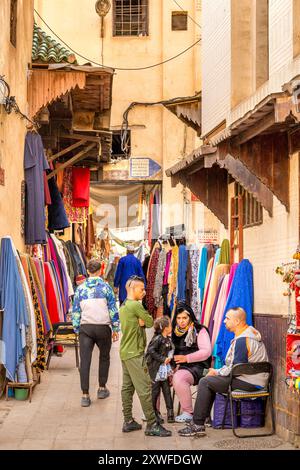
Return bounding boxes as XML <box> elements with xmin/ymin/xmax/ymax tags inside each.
<box><xmin>0</xmin><ymin>342</ymin><xmax>295</xmax><ymax>450</ymax></box>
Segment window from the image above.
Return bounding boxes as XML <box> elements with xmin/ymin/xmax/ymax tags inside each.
<box><xmin>113</xmin><ymin>0</ymin><xmax>148</xmax><ymax>37</ymax></box>
<box><xmin>111</xmin><ymin>130</ymin><xmax>131</xmax><ymax>159</ymax></box>
<box><xmin>10</xmin><ymin>0</ymin><xmax>17</xmax><ymax>47</ymax></box>
<box><xmin>233</xmin><ymin>183</ymin><xmax>263</xmax><ymax>228</ymax></box>
<box><xmin>172</xmin><ymin>11</ymin><xmax>188</xmax><ymax>31</ymax></box>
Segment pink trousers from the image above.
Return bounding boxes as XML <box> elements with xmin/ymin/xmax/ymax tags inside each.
<box><xmin>172</xmin><ymin>369</ymin><xmax>195</xmax><ymax>415</ymax></box>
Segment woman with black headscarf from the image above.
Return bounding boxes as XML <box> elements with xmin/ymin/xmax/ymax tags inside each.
<box><xmin>172</xmin><ymin>303</ymin><xmax>212</xmax><ymax>423</ymax></box>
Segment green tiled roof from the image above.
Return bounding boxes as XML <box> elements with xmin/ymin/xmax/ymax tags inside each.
<box><xmin>32</xmin><ymin>23</ymin><xmax>77</xmax><ymax>64</ymax></box>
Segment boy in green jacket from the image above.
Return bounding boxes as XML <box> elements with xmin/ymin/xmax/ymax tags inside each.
<box><xmin>120</xmin><ymin>275</ymin><xmax>172</xmax><ymax>437</ymax></box>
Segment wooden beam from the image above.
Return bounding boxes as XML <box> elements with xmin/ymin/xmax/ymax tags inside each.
<box><xmin>217</xmin><ymin>154</ymin><xmax>273</xmax><ymax>216</ymax></box>
<box><xmin>60</xmin><ymin>130</ymin><xmax>112</xmax><ymax>141</ymax></box>
<box><xmin>48</xmin><ymin>140</ymin><xmax>87</xmax><ymax>163</ymax></box>
<box><xmin>233</xmin><ymin>112</ymin><xmax>275</xmax><ymax>145</ymax></box>
<box><xmin>47</xmin><ymin>143</ymin><xmax>96</xmax><ymax>179</ymax></box>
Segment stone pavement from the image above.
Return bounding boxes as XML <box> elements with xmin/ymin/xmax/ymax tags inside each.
<box><xmin>0</xmin><ymin>342</ymin><xmax>295</xmax><ymax>451</ymax></box>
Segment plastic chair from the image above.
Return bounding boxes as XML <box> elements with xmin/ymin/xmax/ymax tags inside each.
<box><xmin>221</xmin><ymin>362</ymin><xmax>275</xmax><ymax>438</ymax></box>
<box><xmin>46</xmin><ymin>322</ymin><xmax>79</xmax><ymax>369</ymax></box>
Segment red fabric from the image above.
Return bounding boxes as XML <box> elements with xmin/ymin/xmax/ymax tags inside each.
<box><xmin>44</xmin><ymin>262</ymin><xmax>60</xmax><ymax>325</ymax></box>
<box><xmin>72</xmin><ymin>167</ymin><xmax>90</xmax><ymax>207</ymax></box>
<box><xmin>44</xmin><ymin>172</ymin><xmax>52</xmax><ymax>205</ymax></box>
<box><xmin>148</xmin><ymin>193</ymin><xmax>154</xmax><ymax>247</ymax></box>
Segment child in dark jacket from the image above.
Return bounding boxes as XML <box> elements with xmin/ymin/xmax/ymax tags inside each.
<box><xmin>145</xmin><ymin>316</ymin><xmax>175</xmax><ymax>423</ymax></box>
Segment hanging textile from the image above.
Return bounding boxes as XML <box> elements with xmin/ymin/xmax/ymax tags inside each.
<box><xmin>72</xmin><ymin>167</ymin><xmax>90</xmax><ymax>207</ymax></box>
<box><xmin>43</xmin><ymin>172</ymin><xmax>52</xmax><ymax>205</ymax></box>
<box><xmin>24</xmin><ymin>132</ymin><xmax>49</xmax><ymax>245</ymax></box>
<box><xmin>50</xmin><ymin>235</ymin><xmax>74</xmax><ymax>297</ymax></box>
<box><xmin>0</xmin><ymin>237</ymin><xmax>29</xmax><ymax>381</ymax></box>
<box><xmin>23</xmin><ymin>256</ymin><xmax>47</xmax><ymax>371</ymax></box>
<box><xmin>177</xmin><ymin>244</ymin><xmax>188</xmax><ymax>302</ymax></box>
<box><xmin>148</xmin><ymin>192</ymin><xmax>154</xmax><ymax>247</ymax></box>
<box><xmin>226</xmin><ymin>262</ymin><xmax>239</xmax><ymax>296</ymax></box>
<box><xmin>19</xmin><ymin>254</ymin><xmax>37</xmax><ymax>364</ymax></box>
<box><xmin>167</xmin><ymin>245</ymin><xmax>179</xmax><ymax>306</ymax></box>
<box><xmin>208</xmin><ymin>275</ymin><xmax>225</xmax><ymax>338</ymax></box>
<box><xmin>29</xmin><ymin>257</ymin><xmax>52</xmax><ymax>334</ymax></box>
<box><xmin>55</xmin><ymin>162</ymin><xmax>64</xmax><ymax>193</ymax></box>
<box><xmin>200</xmin><ymin>257</ymin><xmax>214</xmax><ymax>324</ymax></box>
<box><xmin>47</xmin><ymin>177</ymin><xmax>70</xmax><ymax>231</ymax></box>
<box><xmin>198</xmin><ymin>246</ymin><xmax>208</xmax><ymax>307</ymax></box>
<box><xmin>215</xmin><ymin>259</ymin><xmax>254</xmax><ymax>365</ymax></box>
<box><xmin>44</xmin><ymin>262</ymin><xmax>61</xmax><ymax>325</ymax></box>
<box><xmin>211</xmin><ymin>274</ymin><xmax>230</xmax><ymax>348</ymax></box>
<box><xmin>146</xmin><ymin>247</ymin><xmax>160</xmax><ymax>317</ymax></box>
<box><xmin>86</xmin><ymin>211</ymin><xmax>95</xmax><ymax>258</ymax></box>
<box><xmin>219</xmin><ymin>239</ymin><xmax>230</xmax><ymax>265</ymax></box>
<box><xmin>153</xmin><ymin>249</ymin><xmax>167</xmax><ymax>308</ymax></box>
<box><xmin>63</xmin><ymin>168</ymin><xmax>89</xmax><ymax>223</ymax></box>
<box><xmin>187</xmin><ymin>249</ymin><xmax>201</xmax><ymax>320</ymax></box>
<box><xmin>203</xmin><ymin>264</ymin><xmax>230</xmax><ymax>327</ymax></box>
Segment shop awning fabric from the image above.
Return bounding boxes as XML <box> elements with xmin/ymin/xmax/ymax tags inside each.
<box><xmin>166</xmin><ymin>146</ymin><xmax>273</xmax><ymax>228</ymax></box>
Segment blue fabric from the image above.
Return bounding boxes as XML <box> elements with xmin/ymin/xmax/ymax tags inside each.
<box><xmin>17</xmin><ymin>359</ymin><xmax>28</xmax><ymax>383</ymax></box>
<box><xmin>114</xmin><ymin>254</ymin><xmax>145</xmax><ymax>303</ymax></box>
<box><xmin>177</xmin><ymin>245</ymin><xmax>188</xmax><ymax>302</ymax></box>
<box><xmin>215</xmin><ymin>259</ymin><xmax>254</xmax><ymax>366</ymax></box>
<box><xmin>213</xmin><ymin>248</ymin><xmax>221</xmax><ymax>269</ymax></box>
<box><xmin>198</xmin><ymin>247</ymin><xmax>208</xmax><ymax>304</ymax></box>
<box><xmin>0</xmin><ymin>238</ymin><xmax>29</xmax><ymax>381</ymax></box>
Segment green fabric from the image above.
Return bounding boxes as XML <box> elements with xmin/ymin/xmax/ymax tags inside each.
<box><xmin>119</xmin><ymin>300</ymin><xmax>153</xmax><ymax>361</ymax></box>
<box><xmin>219</xmin><ymin>239</ymin><xmax>230</xmax><ymax>265</ymax></box>
<box><xmin>121</xmin><ymin>355</ymin><xmax>156</xmax><ymax>425</ymax></box>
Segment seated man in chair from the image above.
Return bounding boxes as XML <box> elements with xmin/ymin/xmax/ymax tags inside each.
<box><xmin>178</xmin><ymin>307</ymin><xmax>269</xmax><ymax>437</ymax></box>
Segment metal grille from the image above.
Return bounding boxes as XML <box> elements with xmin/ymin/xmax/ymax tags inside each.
<box><xmin>113</xmin><ymin>0</ymin><xmax>149</xmax><ymax>36</ymax></box>
<box><xmin>234</xmin><ymin>182</ymin><xmax>263</xmax><ymax>228</ymax></box>
<box><xmin>10</xmin><ymin>0</ymin><xmax>17</xmax><ymax>47</ymax></box>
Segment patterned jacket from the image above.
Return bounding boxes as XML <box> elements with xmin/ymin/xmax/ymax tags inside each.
<box><xmin>72</xmin><ymin>277</ymin><xmax>119</xmax><ymax>333</ymax></box>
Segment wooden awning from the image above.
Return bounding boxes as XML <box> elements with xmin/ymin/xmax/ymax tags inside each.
<box><xmin>166</xmin><ymin>145</ymin><xmax>274</xmax><ymax>226</ymax></box>
<box><xmin>28</xmin><ymin>64</ymin><xmax>114</xmax><ymax>120</ymax></box>
<box><xmin>163</xmin><ymin>93</ymin><xmax>201</xmax><ymax>134</ymax></box>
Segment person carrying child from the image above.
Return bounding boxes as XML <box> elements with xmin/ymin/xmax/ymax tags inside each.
<box><xmin>145</xmin><ymin>316</ymin><xmax>175</xmax><ymax>424</ymax></box>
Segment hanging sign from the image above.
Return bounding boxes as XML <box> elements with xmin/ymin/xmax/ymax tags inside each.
<box><xmin>130</xmin><ymin>158</ymin><xmax>161</xmax><ymax>178</ymax></box>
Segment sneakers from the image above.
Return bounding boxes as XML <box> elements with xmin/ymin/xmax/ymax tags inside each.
<box><xmin>122</xmin><ymin>419</ymin><xmax>143</xmax><ymax>433</ymax></box>
<box><xmin>167</xmin><ymin>409</ymin><xmax>175</xmax><ymax>423</ymax></box>
<box><xmin>178</xmin><ymin>423</ymin><xmax>206</xmax><ymax>437</ymax></box>
<box><xmin>81</xmin><ymin>395</ymin><xmax>91</xmax><ymax>407</ymax></box>
<box><xmin>145</xmin><ymin>422</ymin><xmax>172</xmax><ymax>437</ymax></box>
<box><xmin>97</xmin><ymin>387</ymin><xmax>110</xmax><ymax>399</ymax></box>
<box><xmin>175</xmin><ymin>412</ymin><xmax>193</xmax><ymax>423</ymax></box>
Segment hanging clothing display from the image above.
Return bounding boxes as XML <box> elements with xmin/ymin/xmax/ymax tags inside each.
<box><xmin>63</xmin><ymin>168</ymin><xmax>89</xmax><ymax>223</ymax></box>
<box><xmin>202</xmin><ymin>263</ymin><xmax>230</xmax><ymax>327</ymax></box>
<box><xmin>219</xmin><ymin>239</ymin><xmax>230</xmax><ymax>265</ymax></box>
<box><xmin>198</xmin><ymin>246</ymin><xmax>208</xmax><ymax>307</ymax></box>
<box><xmin>72</xmin><ymin>167</ymin><xmax>90</xmax><ymax>207</ymax></box>
<box><xmin>47</xmin><ymin>176</ymin><xmax>70</xmax><ymax>231</ymax></box>
<box><xmin>24</xmin><ymin>132</ymin><xmax>49</xmax><ymax>245</ymax></box>
<box><xmin>153</xmin><ymin>249</ymin><xmax>167</xmax><ymax>308</ymax></box>
<box><xmin>0</xmin><ymin>237</ymin><xmax>29</xmax><ymax>381</ymax></box>
<box><xmin>146</xmin><ymin>247</ymin><xmax>160</xmax><ymax>317</ymax></box>
<box><xmin>215</xmin><ymin>259</ymin><xmax>254</xmax><ymax>365</ymax></box>
<box><xmin>177</xmin><ymin>245</ymin><xmax>188</xmax><ymax>302</ymax></box>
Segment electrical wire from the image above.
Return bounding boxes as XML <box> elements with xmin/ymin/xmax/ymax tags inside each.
<box><xmin>34</xmin><ymin>9</ymin><xmax>200</xmax><ymax>71</ymax></box>
<box><xmin>171</xmin><ymin>0</ymin><xmax>201</xmax><ymax>29</ymax></box>
<box><xmin>0</xmin><ymin>75</ymin><xmax>38</xmax><ymax>128</ymax></box>
<box><xmin>121</xmin><ymin>94</ymin><xmax>200</xmax><ymax>154</ymax></box>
